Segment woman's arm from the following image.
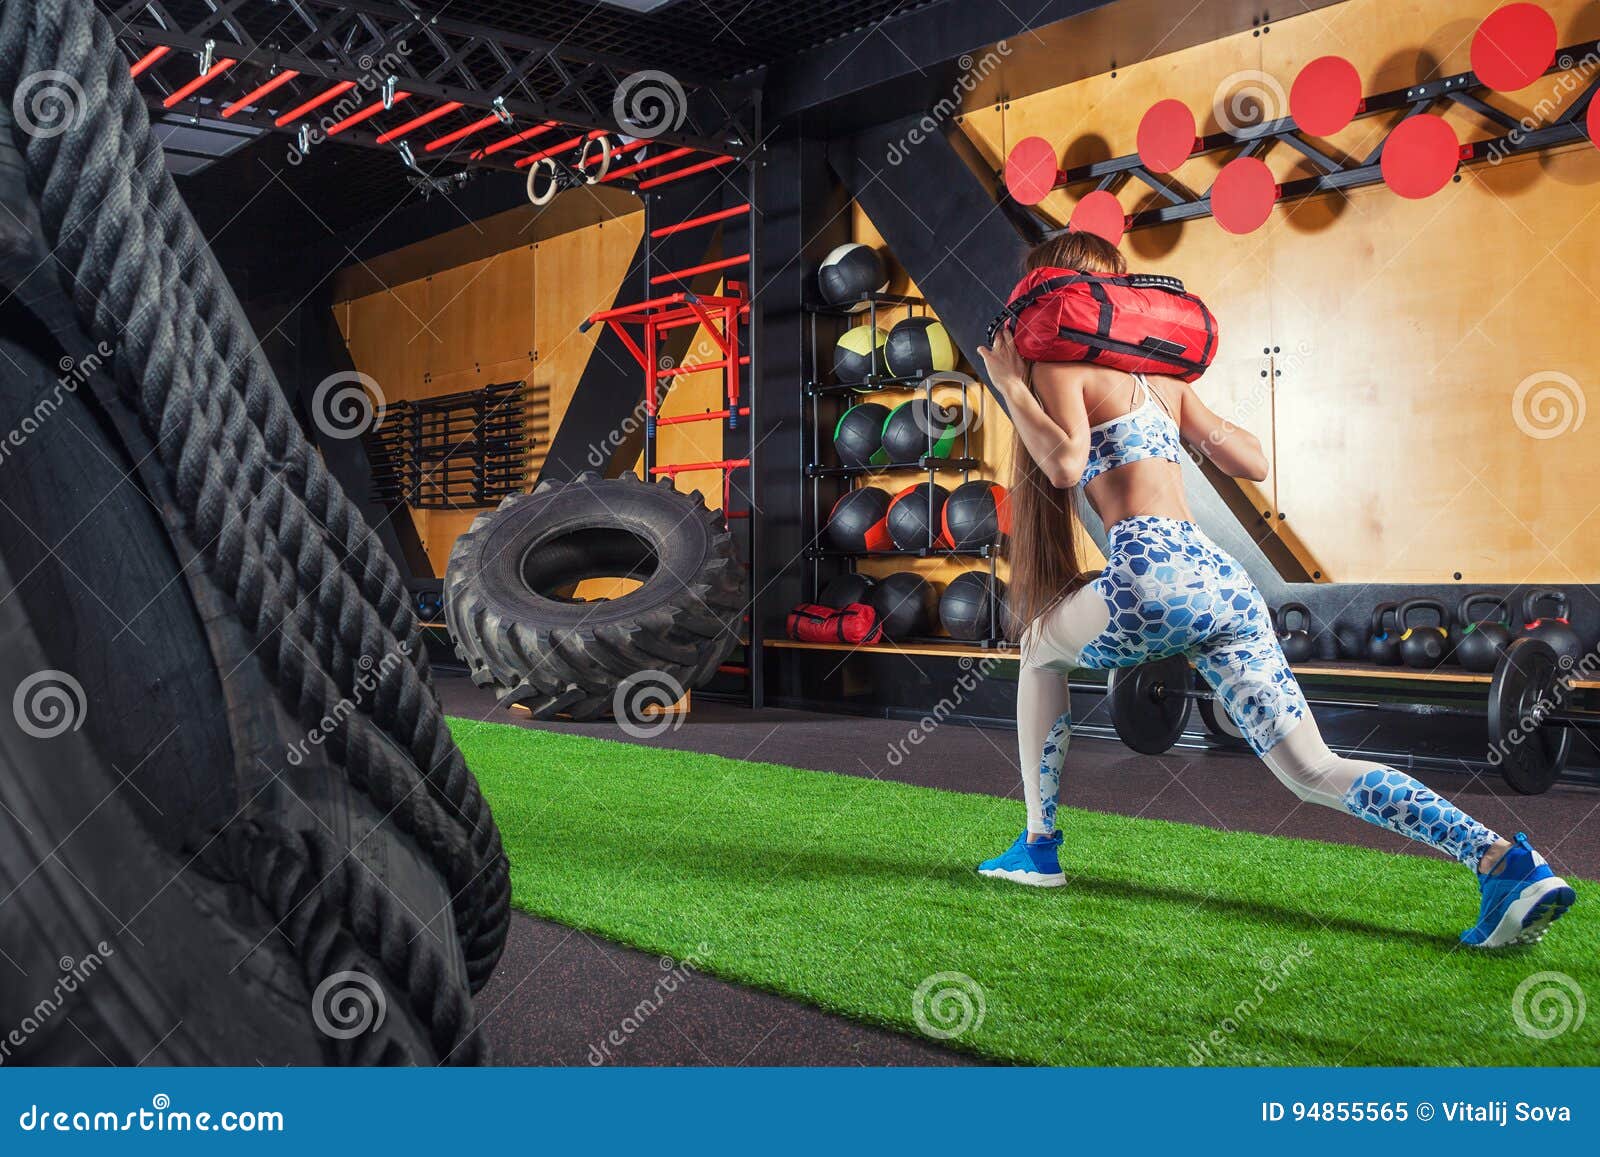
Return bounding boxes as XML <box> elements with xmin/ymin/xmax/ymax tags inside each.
<box><xmin>976</xmin><ymin>330</ymin><xmax>1090</xmax><ymax>488</ymax></box>
<box><xmin>1177</xmin><ymin>381</ymin><xmax>1268</xmax><ymax>482</ymax></box>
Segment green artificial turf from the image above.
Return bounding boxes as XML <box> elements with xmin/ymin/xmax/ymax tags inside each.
<box><xmin>452</xmin><ymin>717</ymin><xmax>1598</xmax><ymax>1066</ymax></box>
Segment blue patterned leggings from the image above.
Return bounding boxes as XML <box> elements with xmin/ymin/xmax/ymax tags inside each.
<box><xmin>1016</xmin><ymin>517</ymin><xmax>1500</xmax><ymax>868</ymax></box>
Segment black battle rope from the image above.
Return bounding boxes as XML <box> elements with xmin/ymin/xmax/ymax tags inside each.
<box><xmin>207</xmin><ymin>821</ymin><xmax>488</xmax><ymax>1065</ymax></box>
<box><xmin>0</xmin><ymin>0</ymin><xmax>508</xmax><ymax>986</ymax></box>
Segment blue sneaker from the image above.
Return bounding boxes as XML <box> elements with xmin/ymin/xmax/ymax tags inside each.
<box><xmin>1460</xmin><ymin>833</ymin><xmax>1575</xmax><ymax>948</ymax></box>
<box><xmin>977</xmin><ymin>830</ymin><xmax>1065</xmax><ymax>887</ymax></box>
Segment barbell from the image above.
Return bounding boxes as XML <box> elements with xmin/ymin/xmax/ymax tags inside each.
<box><xmin>1102</xmin><ymin>639</ymin><xmax>1593</xmax><ymax>795</ymax></box>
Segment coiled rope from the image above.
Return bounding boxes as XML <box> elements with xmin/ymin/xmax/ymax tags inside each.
<box><xmin>0</xmin><ymin>0</ymin><xmax>508</xmax><ymax>994</ymax></box>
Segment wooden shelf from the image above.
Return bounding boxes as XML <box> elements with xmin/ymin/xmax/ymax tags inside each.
<box><xmin>762</xmin><ymin>642</ymin><xmax>1600</xmax><ymax>688</ymax></box>
<box><xmin>766</xmin><ymin>638</ymin><xmax>1017</xmax><ymax>659</ymax></box>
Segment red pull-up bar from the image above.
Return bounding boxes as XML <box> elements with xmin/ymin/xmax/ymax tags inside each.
<box><xmin>222</xmin><ymin>69</ymin><xmax>299</xmax><ymax>119</ymax></box>
<box><xmin>276</xmin><ymin>81</ymin><xmax>356</xmax><ymax>127</ymax></box>
<box><xmin>649</xmin><ymin>253</ymin><xmax>750</xmax><ymax>287</ymax></box>
<box><xmin>161</xmin><ymin>57</ymin><xmax>236</xmax><ymax>109</ymax></box>
<box><xmin>376</xmin><ymin>101</ymin><xmax>462</xmax><ymax>144</ymax></box>
<box><xmin>129</xmin><ymin>45</ymin><xmax>170</xmax><ymax>79</ymax></box>
<box><xmin>601</xmin><ymin>146</ymin><xmax>694</xmax><ymax>183</ymax></box>
<box><xmin>650</xmin><ymin>203</ymin><xmax>750</xmax><ymax>239</ymax></box>
<box><xmin>328</xmin><ymin>92</ymin><xmax>412</xmax><ymax>137</ymax></box>
<box><xmin>637</xmin><ymin>153</ymin><xmax>737</xmax><ymax>190</ymax></box>
<box><xmin>425</xmin><ymin>111</ymin><xmax>503</xmax><ymax>153</ymax></box>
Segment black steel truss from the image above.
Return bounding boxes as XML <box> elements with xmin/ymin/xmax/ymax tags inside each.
<box><xmin>1025</xmin><ymin>40</ymin><xmax>1600</xmax><ymax>234</ymax></box>
<box><xmin>107</xmin><ymin>0</ymin><xmax>756</xmax><ymax>168</ymax></box>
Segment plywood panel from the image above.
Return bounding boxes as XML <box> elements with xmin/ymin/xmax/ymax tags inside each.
<box><xmin>425</xmin><ymin>246</ymin><xmax>536</xmax><ymax>377</ymax></box>
<box><xmin>340</xmin><ymin>278</ymin><xmax>434</xmax><ymax>404</ymax></box>
<box><xmin>955</xmin><ymin>0</ymin><xmax>1600</xmax><ymax>585</ymax></box>
<box><xmin>533</xmin><ymin>212</ymin><xmax>646</xmax><ymax>466</ymax></box>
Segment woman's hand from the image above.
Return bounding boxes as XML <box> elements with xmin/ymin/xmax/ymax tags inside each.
<box><xmin>976</xmin><ymin>327</ymin><xmax>1028</xmax><ymax>398</ymax></box>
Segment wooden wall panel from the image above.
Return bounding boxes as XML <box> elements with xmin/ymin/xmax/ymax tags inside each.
<box><xmin>955</xmin><ymin>0</ymin><xmax>1600</xmax><ymax>584</ymax></box>
<box><xmin>337</xmin><ymin>209</ymin><xmax>644</xmax><ymax>570</ymax></box>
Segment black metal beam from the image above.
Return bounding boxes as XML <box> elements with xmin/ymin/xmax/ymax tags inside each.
<box><xmin>765</xmin><ymin>0</ymin><xmax>1347</xmax><ymax>132</ymax></box>
<box><xmin>107</xmin><ymin>0</ymin><xmax>755</xmax><ymax>161</ymax></box>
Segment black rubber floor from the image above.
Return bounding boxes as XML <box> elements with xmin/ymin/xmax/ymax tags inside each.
<box><xmin>440</xmin><ymin>675</ymin><xmax>1600</xmax><ymax>1065</ymax></box>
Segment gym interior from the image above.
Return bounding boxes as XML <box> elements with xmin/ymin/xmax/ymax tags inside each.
<box><xmin>1</xmin><ymin>0</ymin><xmax>1597</xmax><ymax>1076</ymax></box>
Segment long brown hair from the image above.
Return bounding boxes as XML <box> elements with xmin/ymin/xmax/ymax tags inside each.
<box><xmin>1006</xmin><ymin>230</ymin><xmax>1128</xmax><ymax>633</ymax></box>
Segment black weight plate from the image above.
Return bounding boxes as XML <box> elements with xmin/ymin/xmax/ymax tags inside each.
<box><xmin>1109</xmin><ymin>654</ymin><xmax>1193</xmax><ymax>755</ymax></box>
<box><xmin>1488</xmin><ymin>638</ymin><xmax>1572</xmax><ymax>795</ymax></box>
<box><xmin>1194</xmin><ymin>673</ymin><xmax>1250</xmax><ymax>748</ymax></box>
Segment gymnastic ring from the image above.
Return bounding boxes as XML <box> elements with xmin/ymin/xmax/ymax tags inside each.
<box><xmin>526</xmin><ymin>157</ymin><xmax>560</xmax><ymax>206</ymax></box>
<box><xmin>580</xmin><ymin>134</ymin><xmax>613</xmax><ymax>184</ymax></box>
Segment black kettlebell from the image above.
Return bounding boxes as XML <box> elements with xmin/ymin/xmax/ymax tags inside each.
<box><xmin>1453</xmin><ymin>593</ymin><xmax>1511</xmax><ymax>673</ymax></box>
<box><xmin>1521</xmin><ymin>588</ymin><xmax>1583</xmax><ymax>666</ymax></box>
<box><xmin>1334</xmin><ymin>621</ymin><xmax>1368</xmax><ymax>661</ymax></box>
<box><xmin>1366</xmin><ymin>602</ymin><xmax>1401</xmax><ymax>666</ymax></box>
<box><xmin>1397</xmin><ymin>598</ymin><xmax>1450</xmax><ymax>669</ymax></box>
<box><xmin>1274</xmin><ymin>602</ymin><xmax>1315</xmax><ymax>663</ymax></box>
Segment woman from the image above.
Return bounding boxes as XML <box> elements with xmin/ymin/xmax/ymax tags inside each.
<box><xmin>974</xmin><ymin>230</ymin><xmax>1573</xmax><ymax>949</ymax></box>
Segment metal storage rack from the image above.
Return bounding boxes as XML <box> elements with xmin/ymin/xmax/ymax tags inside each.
<box><xmin>802</xmin><ymin>291</ymin><xmax>1010</xmax><ymax>647</ymax></box>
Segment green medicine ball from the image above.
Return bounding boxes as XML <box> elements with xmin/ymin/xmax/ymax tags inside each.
<box><xmin>884</xmin><ymin>316</ymin><xmax>956</xmax><ymax>378</ymax></box>
<box><xmin>881</xmin><ymin>398</ymin><xmax>960</xmax><ymax>462</ymax></box>
<box><xmin>833</xmin><ymin>324</ymin><xmax>888</xmax><ymax>383</ymax></box>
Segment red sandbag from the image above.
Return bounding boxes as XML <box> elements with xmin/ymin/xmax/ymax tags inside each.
<box><xmin>987</xmin><ymin>266</ymin><xmax>1219</xmax><ymax>382</ymax></box>
<box><xmin>785</xmin><ymin>602</ymin><xmax>883</xmax><ymax>645</ymax></box>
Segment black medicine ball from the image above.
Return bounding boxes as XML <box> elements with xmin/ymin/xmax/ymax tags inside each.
<box><xmin>881</xmin><ymin>398</ymin><xmax>962</xmax><ymax>462</ymax></box>
<box><xmin>833</xmin><ymin>403</ymin><xmax>890</xmax><ymax>469</ymax></box>
<box><xmin>884</xmin><ymin>316</ymin><xmax>956</xmax><ymax>377</ymax></box>
<box><xmin>940</xmin><ymin>572</ymin><xmax>1007</xmax><ymax>641</ymax></box>
<box><xmin>834</xmin><ymin>325</ymin><xmax>888</xmax><ymax>382</ymax></box>
<box><xmin>820</xmin><ymin>572</ymin><xmax>877</xmax><ymax>609</ymax></box>
<box><xmin>868</xmin><ymin>571</ymin><xmax>936</xmax><ymax>640</ymax></box>
<box><xmin>886</xmin><ymin>482</ymin><xmax>951</xmax><ymax>551</ymax></box>
<box><xmin>817</xmin><ymin>243</ymin><xmax>888</xmax><ymax>310</ymax></box>
<box><xmin>942</xmin><ymin>481</ymin><xmax>1011</xmax><ymax>550</ymax></box>
<box><xmin>825</xmin><ymin>487</ymin><xmax>893</xmax><ymax>553</ymax></box>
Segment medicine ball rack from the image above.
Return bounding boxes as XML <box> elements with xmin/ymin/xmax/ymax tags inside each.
<box><xmin>1103</xmin><ymin>639</ymin><xmax>1600</xmax><ymax>795</ymax></box>
<box><xmin>801</xmin><ymin>290</ymin><xmax>1009</xmax><ymax>648</ymax></box>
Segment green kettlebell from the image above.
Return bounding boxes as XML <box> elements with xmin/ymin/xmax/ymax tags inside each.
<box><xmin>1453</xmin><ymin>593</ymin><xmax>1511</xmax><ymax>673</ymax></box>
<box><xmin>1398</xmin><ymin>598</ymin><xmax>1449</xmax><ymax>669</ymax></box>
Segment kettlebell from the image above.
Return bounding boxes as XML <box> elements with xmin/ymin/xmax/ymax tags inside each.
<box><xmin>1453</xmin><ymin>593</ymin><xmax>1511</xmax><ymax>673</ymax></box>
<box><xmin>1366</xmin><ymin>602</ymin><xmax>1401</xmax><ymax>666</ymax></box>
<box><xmin>1274</xmin><ymin>602</ymin><xmax>1315</xmax><ymax>663</ymax></box>
<box><xmin>1522</xmin><ymin>588</ymin><xmax>1584</xmax><ymax>666</ymax></box>
<box><xmin>1397</xmin><ymin>598</ymin><xmax>1450</xmax><ymax>669</ymax></box>
<box><xmin>1334</xmin><ymin>621</ymin><xmax>1368</xmax><ymax>661</ymax></box>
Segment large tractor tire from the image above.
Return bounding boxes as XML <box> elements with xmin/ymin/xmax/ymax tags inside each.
<box><xmin>446</xmin><ymin>473</ymin><xmax>745</xmax><ymax>720</ymax></box>
<box><xmin>0</xmin><ymin>0</ymin><xmax>506</xmax><ymax>1064</ymax></box>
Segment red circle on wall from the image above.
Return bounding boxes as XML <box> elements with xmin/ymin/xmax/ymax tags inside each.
<box><xmin>1138</xmin><ymin>100</ymin><xmax>1197</xmax><ymax>174</ymax></box>
<box><xmin>1291</xmin><ymin>56</ymin><xmax>1363</xmax><ymax>137</ymax></box>
<box><xmin>1471</xmin><ymin>3</ymin><xmax>1557</xmax><ymax>92</ymax></box>
<box><xmin>1069</xmin><ymin>190</ymin><xmax>1127</xmax><ymax>246</ymax></box>
<box><xmin>1211</xmin><ymin>156</ymin><xmax>1277</xmax><ymax>234</ymax></box>
<box><xmin>1005</xmin><ymin>136</ymin><xmax>1060</xmax><ymax>205</ymax></box>
<box><xmin>1381</xmin><ymin>114</ymin><xmax>1460</xmax><ymax>199</ymax></box>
